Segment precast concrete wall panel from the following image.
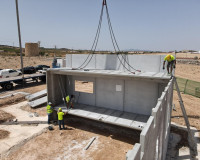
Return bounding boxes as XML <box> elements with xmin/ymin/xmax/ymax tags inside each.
<box><xmin>65</xmin><ymin>54</ymin><xmax>167</xmax><ymax>73</ymax></box>
<box><xmin>126</xmin><ymin>143</ymin><xmax>141</xmax><ymax>160</ymax></box>
<box><xmin>122</xmin><ymin>55</ymin><xmax>161</xmax><ymax>72</ymax></box>
<box><xmin>124</xmin><ymin>80</ymin><xmax>158</xmax><ymax>115</ymax></box>
<box><xmin>96</xmin><ymin>78</ymin><xmax>124</xmax><ymax>111</ymax></box>
<box><xmin>53</xmin><ymin>74</ymin><xmax>63</xmax><ymax>105</ymax></box>
<box><xmin>140</xmin><ymin>116</ymin><xmax>157</xmax><ymax>160</ymax></box>
<box><xmin>66</xmin><ymin>54</ymin><xmax>72</xmax><ymax>68</ymax></box>
<box><xmin>126</xmin><ymin>79</ymin><xmax>173</xmax><ymax>160</ymax></box>
<box><xmin>72</xmin><ymin>54</ymin><xmax>95</xmax><ymax>69</ymax></box>
<box><xmin>96</xmin><ymin>54</ymin><xmax>118</xmax><ymax>70</ymax></box>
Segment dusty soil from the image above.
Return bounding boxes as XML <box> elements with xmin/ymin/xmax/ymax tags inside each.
<box><xmin>172</xmin><ymin>91</ymin><xmax>200</xmax><ymax>131</ymax></box>
<box><xmin>0</xmin><ymin>83</ymin><xmax>47</xmax><ymax>107</ymax></box>
<box><xmin>20</xmin><ymin>104</ymin><xmax>47</xmax><ymax>117</ymax></box>
<box><xmin>0</xmin><ymin>94</ymin><xmax>25</xmax><ymax>108</ymax></box>
<box><xmin>4</xmin><ymin>116</ymin><xmax>140</xmax><ymax>160</ymax></box>
<box><xmin>0</xmin><ymin>56</ymin><xmax>52</xmax><ymax>69</ymax></box>
<box><xmin>0</xmin><ymin>129</ymin><xmax>10</xmax><ymax>139</ymax></box>
<box><xmin>0</xmin><ymin>110</ymin><xmax>15</xmax><ymax>123</ymax></box>
<box><xmin>75</xmin><ymin>81</ymin><xmax>94</xmax><ymax>93</ymax></box>
<box><xmin>175</xmin><ymin>63</ymin><xmax>200</xmax><ymax>82</ymax></box>
<box><xmin>148</xmin><ymin>52</ymin><xmax>200</xmax><ymax>59</ymax></box>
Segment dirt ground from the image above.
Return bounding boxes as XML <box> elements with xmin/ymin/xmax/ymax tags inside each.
<box><xmin>0</xmin><ymin>56</ymin><xmax>52</xmax><ymax>69</ymax></box>
<box><xmin>175</xmin><ymin>63</ymin><xmax>200</xmax><ymax>82</ymax></box>
<box><xmin>20</xmin><ymin>104</ymin><xmax>47</xmax><ymax>117</ymax></box>
<box><xmin>0</xmin><ymin>110</ymin><xmax>14</xmax><ymax>123</ymax></box>
<box><xmin>0</xmin><ymin>83</ymin><xmax>46</xmax><ymax>107</ymax></box>
<box><xmin>0</xmin><ymin>129</ymin><xmax>10</xmax><ymax>140</ymax></box>
<box><xmin>3</xmin><ymin>116</ymin><xmax>140</xmax><ymax>160</ymax></box>
<box><xmin>172</xmin><ymin>91</ymin><xmax>200</xmax><ymax>131</ymax></box>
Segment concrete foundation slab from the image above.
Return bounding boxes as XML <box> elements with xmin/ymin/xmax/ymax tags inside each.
<box><xmin>55</xmin><ymin>103</ymin><xmax>149</xmax><ymax>131</ymax></box>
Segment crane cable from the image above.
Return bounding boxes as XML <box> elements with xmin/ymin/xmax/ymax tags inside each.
<box><xmin>76</xmin><ymin>1</ymin><xmax>104</xmax><ymax>69</ymax></box>
<box><xmin>105</xmin><ymin>2</ymin><xmax>141</xmax><ymax>73</ymax></box>
<box><xmin>76</xmin><ymin>0</ymin><xmax>141</xmax><ymax>73</ymax></box>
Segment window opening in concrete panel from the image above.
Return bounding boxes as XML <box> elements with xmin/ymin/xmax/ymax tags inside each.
<box><xmin>75</xmin><ymin>80</ymin><xmax>94</xmax><ymax>93</ymax></box>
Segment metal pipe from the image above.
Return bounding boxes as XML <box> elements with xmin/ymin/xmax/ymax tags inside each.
<box><xmin>15</xmin><ymin>0</ymin><xmax>24</xmax><ymax>85</ymax></box>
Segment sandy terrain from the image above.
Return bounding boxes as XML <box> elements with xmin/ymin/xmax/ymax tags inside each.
<box><xmin>0</xmin><ymin>56</ymin><xmax>52</xmax><ymax>69</ymax></box>
<box><xmin>0</xmin><ymin>110</ymin><xmax>14</xmax><ymax>123</ymax></box>
<box><xmin>0</xmin><ymin>129</ymin><xmax>9</xmax><ymax>139</ymax></box>
<box><xmin>0</xmin><ymin>83</ymin><xmax>47</xmax><ymax>108</ymax></box>
<box><xmin>4</xmin><ymin>116</ymin><xmax>139</xmax><ymax>160</ymax></box>
<box><xmin>175</xmin><ymin>63</ymin><xmax>200</xmax><ymax>82</ymax></box>
<box><xmin>149</xmin><ymin>52</ymin><xmax>200</xmax><ymax>59</ymax></box>
<box><xmin>172</xmin><ymin>91</ymin><xmax>200</xmax><ymax>131</ymax></box>
<box><xmin>20</xmin><ymin>104</ymin><xmax>47</xmax><ymax>117</ymax></box>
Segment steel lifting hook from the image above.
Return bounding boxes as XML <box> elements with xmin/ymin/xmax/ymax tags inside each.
<box><xmin>103</xmin><ymin>0</ymin><xmax>107</xmax><ymax>6</ymax></box>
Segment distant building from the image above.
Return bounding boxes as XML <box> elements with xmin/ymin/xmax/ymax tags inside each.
<box><xmin>182</xmin><ymin>50</ymin><xmax>197</xmax><ymax>53</ymax></box>
<box><xmin>128</xmin><ymin>51</ymin><xmax>144</xmax><ymax>54</ymax></box>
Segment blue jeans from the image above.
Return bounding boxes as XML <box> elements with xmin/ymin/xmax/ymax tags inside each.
<box><xmin>48</xmin><ymin>114</ymin><xmax>52</xmax><ymax>124</ymax></box>
<box><xmin>58</xmin><ymin>120</ymin><xmax>65</xmax><ymax>129</ymax></box>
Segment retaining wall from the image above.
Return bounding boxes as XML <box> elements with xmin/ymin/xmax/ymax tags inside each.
<box><xmin>126</xmin><ymin>78</ymin><xmax>173</xmax><ymax>160</ymax></box>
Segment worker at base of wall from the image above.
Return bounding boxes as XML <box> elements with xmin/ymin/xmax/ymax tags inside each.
<box><xmin>47</xmin><ymin>102</ymin><xmax>53</xmax><ymax>124</ymax></box>
<box><xmin>163</xmin><ymin>54</ymin><xmax>176</xmax><ymax>74</ymax></box>
<box><xmin>57</xmin><ymin>108</ymin><xmax>67</xmax><ymax>130</ymax></box>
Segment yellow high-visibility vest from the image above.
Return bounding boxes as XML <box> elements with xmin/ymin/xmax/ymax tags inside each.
<box><xmin>47</xmin><ymin>105</ymin><xmax>53</xmax><ymax>114</ymax></box>
<box><xmin>164</xmin><ymin>55</ymin><xmax>175</xmax><ymax>62</ymax></box>
<box><xmin>58</xmin><ymin>112</ymin><xmax>64</xmax><ymax>120</ymax></box>
<box><xmin>66</xmin><ymin>95</ymin><xmax>70</xmax><ymax>103</ymax></box>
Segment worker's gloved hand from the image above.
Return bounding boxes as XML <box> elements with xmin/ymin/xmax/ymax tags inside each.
<box><xmin>173</xmin><ymin>65</ymin><xmax>176</xmax><ymax>69</ymax></box>
<box><xmin>163</xmin><ymin>66</ymin><xmax>165</xmax><ymax>70</ymax></box>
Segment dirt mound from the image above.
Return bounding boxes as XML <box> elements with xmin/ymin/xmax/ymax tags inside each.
<box><xmin>0</xmin><ymin>110</ymin><xmax>15</xmax><ymax>123</ymax></box>
<box><xmin>0</xmin><ymin>94</ymin><xmax>25</xmax><ymax>108</ymax></box>
<box><xmin>20</xmin><ymin>105</ymin><xmax>47</xmax><ymax>117</ymax></box>
<box><xmin>0</xmin><ymin>129</ymin><xmax>10</xmax><ymax>139</ymax></box>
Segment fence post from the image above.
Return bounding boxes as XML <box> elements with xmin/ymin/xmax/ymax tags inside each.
<box><xmin>183</xmin><ymin>79</ymin><xmax>189</xmax><ymax>94</ymax></box>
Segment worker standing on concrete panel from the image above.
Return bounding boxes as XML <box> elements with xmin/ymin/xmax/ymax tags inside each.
<box><xmin>66</xmin><ymin>95</ymin><xmax>70</xmax><ymax>109</ymax></box>
<box><xmin>163</xmin><ymin>54</ymin><xmax>176</xmax><ymax>74</ymax></box>
<box><xmin>57</xmin><ymin>108</ymin><xmax>67</xmax><ymax>130</ymax></box>
<box><xmin>47</xmin><ymin>102</ymin><xmax>53</xmax><ymax>124</ymax></box>
<box><xmin>69</xmin><ymin>95</ymin><xmax>75</xmax><ymax>109</ymax></box>
<box><xmin>66</xmin><ymin>95</ymin><xmax>75</xmax><ymax>109</ymax></box>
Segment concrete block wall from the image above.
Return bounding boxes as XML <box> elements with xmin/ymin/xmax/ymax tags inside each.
<box><xmin>65</xmin><ymin>54</ymin><xmax>167</xmax><ymax>73</ymax></box>
<box><xmin>126</xmin><ymin>78</ymin><xmax>174</xmax><ymax>160</ymax></box>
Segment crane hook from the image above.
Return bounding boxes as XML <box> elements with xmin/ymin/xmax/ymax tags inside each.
<box><xmin>103</xmin><ymin>0</ymin><xmax>107</xmax><ymax>6</ymax></box>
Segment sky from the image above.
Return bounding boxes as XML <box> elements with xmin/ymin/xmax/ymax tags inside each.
<box><xmin>1</xmin><ymin>0</ymin><xmax>200</xmax><ymax>51</ymax></box>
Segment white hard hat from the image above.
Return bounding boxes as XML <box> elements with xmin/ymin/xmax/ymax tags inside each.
<box><xmin>48</xmin><ymin>102</ymin><xmax>52</xmax><ymax>105</ymax></box>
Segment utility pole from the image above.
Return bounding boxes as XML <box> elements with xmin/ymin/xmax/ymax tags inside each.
<box><xmin>15</xmin><ymin>0</ymin><xmax>24</xmax><ymax>83</ymax></box>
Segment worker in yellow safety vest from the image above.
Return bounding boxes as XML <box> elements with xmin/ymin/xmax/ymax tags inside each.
<box><xmin>47</xmin><ymin>102</ymin><xmax>54</xmax><ymax>124</ymax></box>
<box><xmin>163</xmin><ymin>54</ymin><xmax>176</xmax><ymax>74</ymax></box>
<box><xmin>66</xmin><ymin>95</ymin><xmax>75</xmax><ymax>109</ymax></box>
<box><xmin>57</xmin><ymin>108</ymin><xmax>67</xmax><ymax>130</ymax></box>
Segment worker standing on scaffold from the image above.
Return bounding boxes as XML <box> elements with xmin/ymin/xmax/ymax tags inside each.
<box><xmin>163</xmin><ymin>54</ymin><xmax>176</xmax><ymax>75</ymax></box>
